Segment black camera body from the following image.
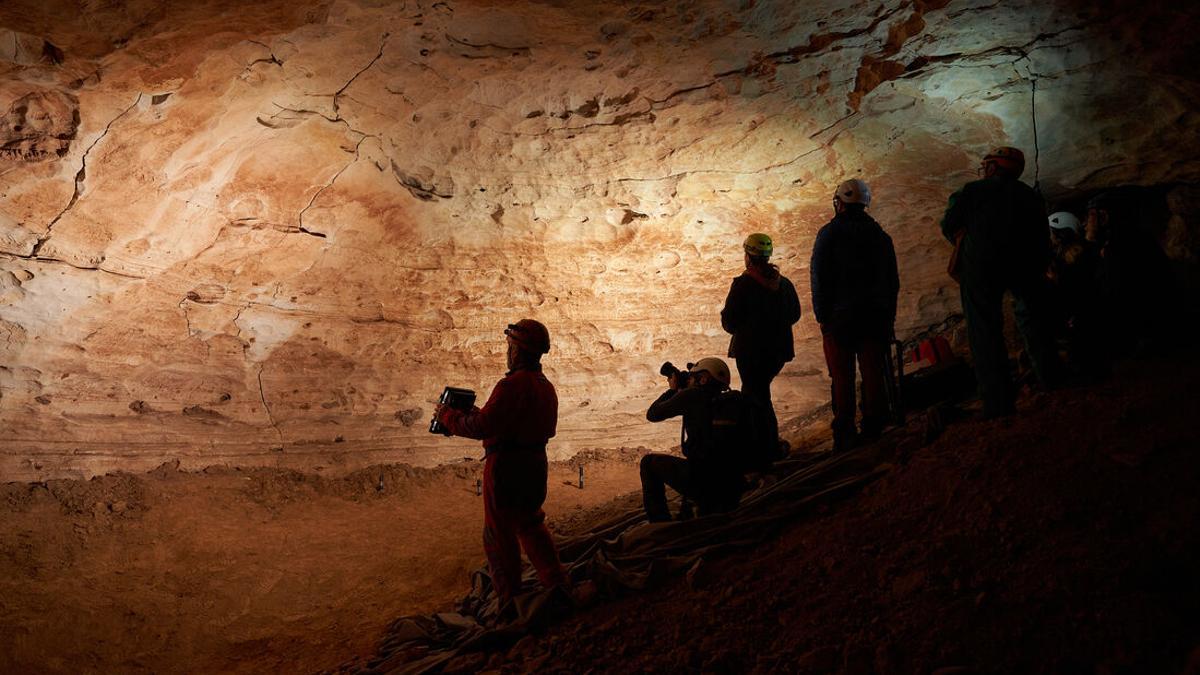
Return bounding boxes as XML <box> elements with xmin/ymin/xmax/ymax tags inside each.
<box><xmin>429</xmin><ymin>386</ymin><xmax>477</xmax><ymax>435</ymax></box>
<box><xmin>660</xmin><ymin>361</ymin><xmax>695</xmax><ymax>388</ymax></box>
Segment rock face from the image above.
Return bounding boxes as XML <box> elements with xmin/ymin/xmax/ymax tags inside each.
<box><xmin>1</xmin><ymin>0</ymin><xmax>1198</xmax><ymax>480</ymax></box>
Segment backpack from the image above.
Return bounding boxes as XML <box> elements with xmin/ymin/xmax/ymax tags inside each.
<box><xmin>708</xmin><ymin>389</ymin><xmax>778</xmax><ymax>475</ymax></box>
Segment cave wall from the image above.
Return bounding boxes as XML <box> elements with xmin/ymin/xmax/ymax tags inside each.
<box><xmin>1</xmin><ymin>0</ymin><xmax>1198</xmax><ymax>480</ymax></box>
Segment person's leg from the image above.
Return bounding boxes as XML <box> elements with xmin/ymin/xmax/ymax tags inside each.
<box><xmin>737</xmin><ymin>357</ymin><xmax>784</xmax><ymax>443</ymax></box>
<box><xmin>498</xmin><ymin>451</ymin><xmax>566</xmax><ymax>592</ymax></box>
<box><xmin>639</xmin><ymin>454</ymin><xmax>691</xmax><ymax>522</ymax></box>
<box><xmin>960</xmin><ymin>278</ymin><xmax>1013</xmax><ymax>417</ymax></box>
<box><xmin>822</xmin><ymin>331</ymin><xmax>858</xmax><ymax>448</ymax></box>
<box><xmin>482</xmin><ymin>455</ymin><xmax>523</xmax><ymax>602</ymax></box>
<box><xmin>639</xmin><ymin>454</ymin><xmax>672</xmax><ymax>522</ymax></box>
<box><xmin>760</xmin><ymin>359</ymin><xmax>784</xmax><ymax>443</ymax></box>
<box><xmin>856</xmin><ymin>335</ymin><xmax>888</xmax><ymax>436</ymax></box>
<box><xmin>1012</xmin><ymin>277</ymin><xmax>1062</xmax><ymax>388</ymax></box>
<box><xmin>514</xmin><ymin>509</ymin><xmax>567</xmax><ymax>591</ymax></box>
<box><xmin>736</xmin><ymin>358</ymin><xmax>769</xmax><ymax>426</ymax></box>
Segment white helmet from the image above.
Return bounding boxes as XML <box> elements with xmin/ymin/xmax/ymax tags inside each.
<box><xmin>834</xmin><ymin>179</ymin><xmax>871</xmax><ymax>206</ymax></box>
<box><xmin>1048</xmin><ymin>211</ymin><xmax>1081</xmax><ymax>232</ymax></box>
<box><xmin>689</xmin><ymin>357</ymin><xmax>731</xmax><ymax>388</ymax></box>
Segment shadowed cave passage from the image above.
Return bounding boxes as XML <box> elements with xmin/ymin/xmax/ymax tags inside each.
<box><xmin>1</xmin><ymin>0</ymin><xmax>1199</xmax><ymax>673</ymax></box>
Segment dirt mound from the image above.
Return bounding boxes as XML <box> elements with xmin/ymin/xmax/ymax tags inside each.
<box><xmin>234</xmin><ymin>462</ymin><xmax>481</xmax><ymax>507</ymax></box>
<box><xmin>3</xmin><ymin>472</ymin><xmax>149</xmax><ymax>519</ymax></box>
<box><xmin>561</xmin><ymin>446</ymin><xmax>654</xmax><ymax>468</ymax></box>
<box><xmin>231</xmin><ymin>449</ymin><xmax>648</xmax><ymax>509</ymax></box>
<box><xmin>486</xmin><ymin>354</ymin><xmax>1200</xmax><ymax>674</ymax></box>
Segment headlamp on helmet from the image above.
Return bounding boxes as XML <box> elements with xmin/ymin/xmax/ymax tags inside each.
<box><xmin>504</xmin><ymin>319</ymin><xmax>551</xmax><ymax>354</ymax></box>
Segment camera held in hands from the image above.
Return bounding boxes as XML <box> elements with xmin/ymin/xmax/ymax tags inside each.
<box><xmin>660</xmin><ymin>361</ymin><xmax>695</xmax><ymax>388</ymax></box>
<box><xmin>429</xmin><ymin>386</ymin><xmax>476</xmax><ymax>435</ymax></box>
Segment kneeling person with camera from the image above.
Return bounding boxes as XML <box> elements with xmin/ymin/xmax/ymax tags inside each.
<box><xmin>640</xmin><ymin>357</ymin><xmax>750</xmax><ymax>522</ymax></box>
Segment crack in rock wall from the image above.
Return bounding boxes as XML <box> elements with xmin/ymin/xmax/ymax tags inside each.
<box><xmin>1</xmin><ymin>0</ymin><xmax>1198</xmax><ymax>480</ymax></box>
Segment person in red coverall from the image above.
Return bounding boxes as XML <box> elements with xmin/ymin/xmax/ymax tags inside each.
<box><xmin>434</xmin><ymin>319</ymin><xmax>568</xmax><ymax>606</ymax></box>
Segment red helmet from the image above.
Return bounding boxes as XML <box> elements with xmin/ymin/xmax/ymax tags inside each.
<box><xmin>505</xmin><ymin>319</ymin><xmax>550</xmax><ymax>354</ymax></box>
<box><xmin>982</xmin><ymin>146</ymin><xmax>1025</xmax><ymax>177</ymax></box>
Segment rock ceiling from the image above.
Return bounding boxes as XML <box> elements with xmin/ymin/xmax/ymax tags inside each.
<box><xmin>1</xmin><ymin>0</ymin><xmax>1197</xmax><ymax>479</ymax></box>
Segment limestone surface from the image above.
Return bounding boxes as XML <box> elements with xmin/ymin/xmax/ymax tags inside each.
<box><xmin>2</xmin><ymin>0</ymin><xmax>1198</xmax><ymax>480</ymax></box>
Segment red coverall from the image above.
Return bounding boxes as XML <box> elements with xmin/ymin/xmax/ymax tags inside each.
<box><xmin>437</xmin><ymin>365</ymin><xmax>567</xmax><ymax>602</ymax></box>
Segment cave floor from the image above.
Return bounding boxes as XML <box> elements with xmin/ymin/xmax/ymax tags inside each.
<box><xmin>0</xmin><ymin>446</ymin><xmax>646</xmax><ymax>673</ymax></box>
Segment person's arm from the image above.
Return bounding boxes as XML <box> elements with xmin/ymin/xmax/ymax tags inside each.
<box><xmin>783</xmin><ymin>277</ymin><xmax>802</xmax><ymax>325</ymax></box>
<box><xmin>439</xmin><ymin>378</ymin><xmax>510</xmax><ymax>439</ymax></box>
<box><xmin>647</xmin><ymin>386</ymin><xmax>703</xmax><ymax>422</ymax></box>
<box><xmin>940</xmin><ymin>187</ymin><xmax>967</xmax><ymax>243</ymax></box>
<box><xmin>719</xmin><ymin>278</ymin><xmax>743</xmax><ymax>335</ymax></box>
<box><xmin>810</xmin><ymin>226</ymin><xmax>832</xmax><ymax>327</ymax></box>
<box><xmin>1027</xmin><ymin>189</ymin><xmax>1051</xmax><ymax>274</ymax></box>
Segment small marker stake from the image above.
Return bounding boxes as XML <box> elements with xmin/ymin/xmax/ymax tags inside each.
<box><xmin>578</xmin><ymin>465</ymin><xmax>585</xmax><ymax>490</ymax></box>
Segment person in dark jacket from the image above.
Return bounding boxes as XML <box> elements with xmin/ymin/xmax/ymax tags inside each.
<box><xmin>435</xmin><ymin>319</ymin><xmax>567</xmax><ymax>605</ymax></box>
<box><xmin>1047</xmin><ymin>211</ymin><xmax>1104</xmax><ymax>376</ymax></box>
<box><xmin>720</xmin><ymin>233</ymin><xmax>802</xmax><ymax>447</ymax></box>
<box><xmin>941</xmin><ymin>146</ymin><xmax>1060</xmax><ymax>418</ymax></box>
<box><xmin>1084</xmin><ymin>191</ymin><xmax>1178</xmax><ymax>357</ymax></box>
<box><xmin>1047</xmin><ymin>211</ymin><xmax>1091</xmax><ymax>309</ymax></box>
<box><xmin>810</xmin><ymin>178</ymin><xmax>900</xmax><ymax>451</ymax></box>
<box><xmin>640</xmin><ymin>357</ymin><xmax>744</xmax><ymax>522</ymax></box>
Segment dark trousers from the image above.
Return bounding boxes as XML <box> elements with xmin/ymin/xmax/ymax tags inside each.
<box><xmin>822</xmin><ymin>332</ymin><xmax>888</xmax><ymax>441</ymax></box>
<box><xmin>735</xmin><ymin>357</ymin><xmax>785</xmax><ymax>442</ymax></box>
<box><xmin>639</xmin><ymin>454</ymin><xmax>693</xmax><ymax>523</ymax></box>
<box><xmin>640</xmin><ymin>454</ymin><xmax>742</xmax><ymax>521</ymax></box>
<box><xmin>483</xmin><ymin>450</ymin><xmax>567</xmax><ymax>602</ymax></box>
<box><xmin>960</xmin><ymin>276</ymin><xmax>1059</xmax><ymax>417</ymax></box>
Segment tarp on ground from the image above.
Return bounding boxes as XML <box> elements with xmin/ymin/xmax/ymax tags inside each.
<box><xmin>342</xmin><ymin>437</ymin><xmax>897</xmax><ymax>675</ymax></box>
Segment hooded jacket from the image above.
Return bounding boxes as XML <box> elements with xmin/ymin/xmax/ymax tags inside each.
<box><xmin>810</xmin><ymin>208</ymin><xmax>900</xmax><ymax>339</ymax></box>
<box><xmin>720</xmin><ymin>264</ymin><xmax>802</xmax><ymax>362</ymax></box>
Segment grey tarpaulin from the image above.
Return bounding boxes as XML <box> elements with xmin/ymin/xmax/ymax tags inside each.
<box><xmin>342</xmin><ymin>438</ymin><xmax>895</xmax><ymax>675</ymax></box>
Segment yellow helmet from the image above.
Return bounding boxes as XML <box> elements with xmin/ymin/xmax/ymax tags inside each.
<box><xmin>743</xmin><ymin>233</ymin><xmax>773</xmax><ymax>258</ymax></box>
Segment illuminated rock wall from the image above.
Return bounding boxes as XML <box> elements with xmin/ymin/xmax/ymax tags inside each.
<box><xmin>2</xmin><ymin>0</ymin><xmax>1198</xmax><ymax>479</ymax></box>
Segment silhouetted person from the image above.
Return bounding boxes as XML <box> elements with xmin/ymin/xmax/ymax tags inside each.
<box><xmin>810</xmin><ymin>179</ymin><xmax>900</xmax><ymax>451</ymax></box>
<box><xmin>720</xmin><ymin>233</ymin><xmax>801</xmax><ymax>447</ymax></box>
<box><xmin>941</xmin><ymin>146</ymin><xmax>1060</xmax><ymax>418</ymax></box>
<box><xmin>434</xmin><ymin>319</ymin><xmax>567</xmax><ymax>607</ymax></box>
<box><xmin>640</xmin><ymin>358</ymin><xmax>745</xmax><ymax>522</ymax></box>
<box><xmin>1085</xmin><ymin>191</ymin><xmax>1178</xmax><ymax>356</ymax></box>
<box><xmin>1047</xmin><ymin>211</ymin><xmax>1104</xmax><ymax>375</ymax></box>
<box><xmin>1048</xmin><ymin>211</ymin><xmax>1090</xmax><ymax>304</ymax></box>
